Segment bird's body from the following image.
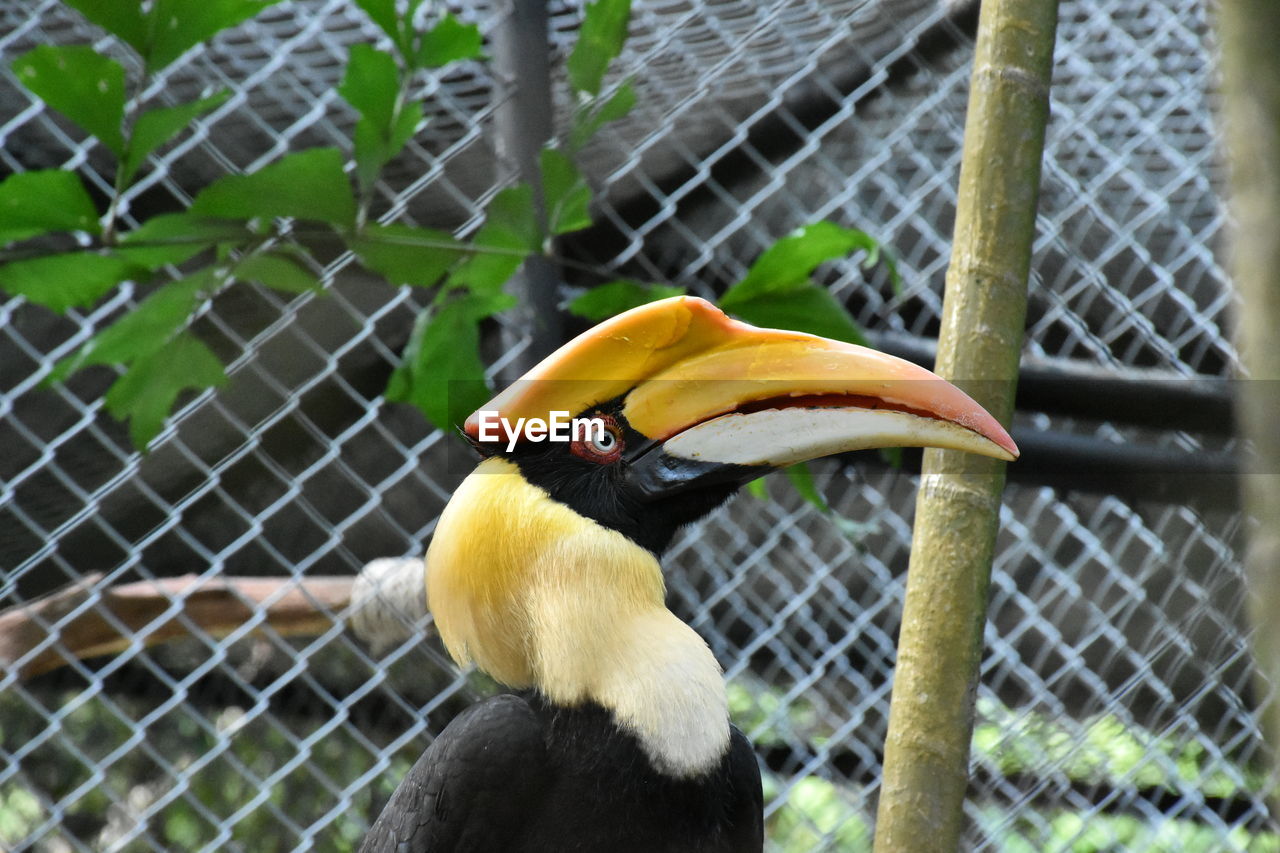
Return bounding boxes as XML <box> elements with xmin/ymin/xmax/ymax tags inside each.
<box><xmin>362</xmin><ymin>454</ymin><xmax>760</xmax><ymax>850</ymax></box>
<box><xmin>361</xmin><ymin>297</ymin><xmax>1017</xmax><ymax>851</ymax></box>
<box><xmin>360</xmin><ymin>693</ymin><xmax>762</xmax><ymax>852</ymax></box>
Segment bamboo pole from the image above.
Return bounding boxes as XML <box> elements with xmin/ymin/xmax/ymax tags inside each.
<box><xmin>872</xmin><ymin>0</ymin><xmax>1058</xmax><ymax>849</ymax></box>
<box><xmin>1217</xmin><ymin>0</ymin><xmax>1280</xmax><ymax>817</ymax></box>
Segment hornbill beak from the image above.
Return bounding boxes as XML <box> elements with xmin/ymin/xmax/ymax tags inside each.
<box><xmin>464</xmin><ymin>296</ymin><xmax>1017</xmax><ymax>500</ymax></box>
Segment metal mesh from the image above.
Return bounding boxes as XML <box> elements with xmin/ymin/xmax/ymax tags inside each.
<box><xmin>1</xmin><ymin>0</ymin><xmax>1272</xmax><ymax>850</ymax></box>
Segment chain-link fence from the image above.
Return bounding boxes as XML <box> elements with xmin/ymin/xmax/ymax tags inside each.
<box><xmin>1</xmin><ymin>0</ymin><xmax>1273</xmax><ymax>850</ymax></box>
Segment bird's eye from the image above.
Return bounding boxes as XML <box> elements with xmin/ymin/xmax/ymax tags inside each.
<box><xmin>570</xmin><ymin>415</ymin><xmax>624</xmax><ymax>464</ymax></box>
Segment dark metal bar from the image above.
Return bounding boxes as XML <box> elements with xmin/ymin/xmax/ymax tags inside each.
<box><xmin>491</xmin><ymin>0</ymin><xmax>563</xmax><ymax>374</ymax></box>
<box><xmin>869</xmin><ymin>331</ymin><xmax>1237</xmax><ymax>436</ymax></box>
<box><xmin>846</xmin><ymin>429</ymin><xmax>1240</xmax><ymax>509</ymax></box>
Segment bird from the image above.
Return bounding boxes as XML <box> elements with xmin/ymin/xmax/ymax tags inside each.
<box><xmin>360</xmin><ymin>295</ymin><xmax>1017</xmax><ymax>853</ymax></box>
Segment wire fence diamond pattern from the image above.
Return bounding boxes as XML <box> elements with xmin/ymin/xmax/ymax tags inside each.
<box><xmin>0</xmin><ymin>0</ymin><xmax>1272</xmax><ymax>851</ymax></box>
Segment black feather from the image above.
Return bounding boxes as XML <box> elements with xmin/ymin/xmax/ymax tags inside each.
<box><xmin>361</xmin><ymin>693</ymin><xmax>763</xmax><ymax>853</ymax></box>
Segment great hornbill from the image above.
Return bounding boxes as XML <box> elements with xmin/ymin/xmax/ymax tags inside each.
<box><xmin>361</xmin><ymin>296</ymin><xmax>1016</xmax><ymax>852</ymax></box>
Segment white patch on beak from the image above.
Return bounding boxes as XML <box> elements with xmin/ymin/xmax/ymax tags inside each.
<box><xmin>662</xmin><ymin>406</ymin><xmax>1017</xmax><ymax>468</ymax></box>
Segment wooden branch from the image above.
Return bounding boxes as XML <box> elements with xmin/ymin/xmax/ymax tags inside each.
<box><xmin>873</xmin><ymin>0</ymin><xmax>1059</xmax><ymax>849</ymax></box>
<box><xmin>0</xmin><ymin>573</ymin><xmax>354</xmax><ymax>680</ymax></box>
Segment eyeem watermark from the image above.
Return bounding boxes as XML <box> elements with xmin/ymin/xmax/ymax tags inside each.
<box><xmin>475</xmin><ymin>410</ymin><xmax>606</xmax><ymax>452</ymax></box>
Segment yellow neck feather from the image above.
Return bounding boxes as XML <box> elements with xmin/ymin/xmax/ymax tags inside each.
<box><xmin>426</xmin><ymin>457</ymin><xmax>729</xmax><ymax>776</ymax></box>
<box><xmin>427</xmin><ymin>456</ymin><xmax>669</xmax><ymax>687</ymax></box>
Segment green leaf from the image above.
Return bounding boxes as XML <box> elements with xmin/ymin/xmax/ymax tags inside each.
<box><xmin>354</xmin><ymin>0</ymin><xmax>400</xmax><ymax>49</ymax></box>
<box><xmin>385</xmin><ymin>290</ymin><xmax>515</xmax><ymax>431</ymax></box>
<box><xmin>144</xmin><ymin>0</ymin><xmax>282</xmax><ymax>71</ymax></box>
<box><xmin>164</xmin><ymin>806</ymin><xmax>202</xmax><ymax>848</ymax></box>
<box><xmin>340</xmin><ymin>46</ymin><xmax>422</xmax><ymax>188</ymax></box>
<box><xmin>11</xmin><ymin>46</ymin><xmax>126</xmax><ymax>157</ymax></box>
<box><xmin>121</xmin><ymin>90</ymin><xmax>231</xmax><ymax>186</ymax></box>
<box><xmin>191</xmin><ymin>148</ymin><xmax>356</xmax><ymax>227</ymax></box>
<box><xmin>50</xmin><ymin>270</ymin><xmax>212</xmax><ymax>382</ymax></box>
<box><xmin>0</xmin><ymin>252</ymin><xmax>137</xmax><ymax>311</ymax></box>
<box><xmin>350</xmin><ymin>119</ymin><xmax>384</xmax><ymax>190</ymax></box>
<box><xmin>117</xmin><ymin>212</ymin><xmax>254</xmax><ymax>270</ymax></box>
<box><xmin>388</xmin><ymin>101</ymin><xmax>424</xmax><ymax>158</ymax></box>
<box><xmin>349</xmin><ymin>101</ymin><xmax>422</xmax><ymax>188</ymax></box>
<box><xmin>569</xmin><ymin>81</ymin><xmax>635</xmax><ymax>150</ymax></box>
<box><xmin>340</xmin><ymin>46</ymin><xmax>398</xmax><ymax>132</ymax></box>
<box><xmin>235</xmin><ymin>251</ymin><xmax>320</xmax><ymax>293</ymax></box>
<box><xmin>567</xmin><ymin>0</ymin><xmax>631</xmax><ymax>96</ymax></box>
<box><xmin>0</xmin><ymin>170</ymin><xmax>100</xmax><ymax>246</ymax></box>
<box><xmin>784</xmin><ymin>464</ymin><xmax>829</xmax><ymax>513</ymax></box>
<box><xmin>744</xmin><ymin>477</ymin><xmax>768</xmax><ymax>500</ymax></box>
<box><xmin>540</xmin><ymin>148</ymin><xmax>593</xmax><ymax>236</ymax></box>
<box><xmin>446</xmin><ymin>184</ymin><xmax>539</xmax><ymax>294</ymax></box>
<box><xmin>880</xmin><ymin>247</ymin><xmax>903</xmax><ymax>295</ymax></box>
<box><xmin>567</xmin><ymin>280</ymin><xmax>683</xmax><ymax>321</ymax></box>
<box><xmin>417</xmin><ymin>13</ymin><xmax>483</xmax><ymax>68</ymax></box>
<box><xmin>351</xmin><ymin>223</ymin><xmax>463</xmax><ymax>286</ymax></box>
<box><xmin>880</xmin><ymin>446</ymin><xmax>903</xmax><ymax>469</ymax></box>
<box><xmin>727</xmin><ymin>286</ymin><xmax>868</xmax><ymax>347</ymax></box>
<box><xmin>104</xmin><ymin>332</ymin><xmax>227</xmax><ymax>448</ymax></box>
<box><xmin>62</xmin><ymin>0</ymin><xmax>148</xmax><ymax>53</ymax></box>
<box><xmin>721</xmin><ymin>222</ymin><xmax>881</xmax><ymax>308</ymax></box>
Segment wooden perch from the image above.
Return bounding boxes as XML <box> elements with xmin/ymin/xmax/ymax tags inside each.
<box><xmin>0</xmin><ymin>558</ymin><xmax>427</xmax><ymax>681</ymax></box>
<box><xmin>0</xmin><ymin>574</ymin><xmax>353</xmax><ymax>680</ymax></box>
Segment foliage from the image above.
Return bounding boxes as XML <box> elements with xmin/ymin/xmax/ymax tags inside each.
<box><xmin>0</xmin><ymin>687</ymin><xmax>411</xmax><ymax>851</ymax></box>
<box><xmin>735</xmin><ymin>684</ymin><xmax>1280</xmax><ymax>853</ymax></box>
<box><xmin>0</xmin><ymin>0</ymin><xmax>489</xmax><ymax>449</ymax></box>
<box><xmin>0</xmin><ymin>0</ymin><xmax>896</xmax><ymax>508</ymax></box>
<box><xmin>385</xmin><ymin>289</ymin><xmax>516</xmax><ymax>433</ymax></box>
<box><xmin>971</xmin><ymin>696</ymin><xmax>1274</xmax><ymax>798</ymax></box>
<box><xmin>720</xmin><ymin>221</ymin><xmax>899</xmax><ymax>346</ymax></box>
<box><xmin>566</xmin><ymin>279</ymin><xmax>685</xmax><ymax>320</ymax></box>
<box><xmin>969</xmin><ymin>808</ymin><xmax>1280</xmax><ymax>853</ymax></box>
<box><xmin>763</xmin><ymin>772</ymin><xmax>872</xmax><ymax>852</ymax></box>
<box><xmin>1</xmin><ymin>0</ymin><xmax>898</xmax><ymax>522</ymax></box>
<box><xmin>4</xmin><ymin>677</ymin><xmax>1277</xmax><ymax>851</ymax></box>
<box><xmin>728</xmin><ymin>678</ymin><xmax>824</xmax><ymax>749</ymax></box>
<box><xmin>0</xmin><ymin>170</ymin><xmax>99</xmax><ymax>243</ymax></box>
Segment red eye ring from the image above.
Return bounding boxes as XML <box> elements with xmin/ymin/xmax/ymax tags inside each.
<box><xmin>570</xmin><ymin>415</ymin><xmax>624</xmax><ymax>464</ymax></box>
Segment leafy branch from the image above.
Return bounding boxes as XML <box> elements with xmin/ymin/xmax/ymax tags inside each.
<box><xmin>380</xmin><ymin>0</ymin><xmax>641</xmax><ymax>431</ymax></box>
<box><xmin>2</xmin><ymin>0</ymin><xmax>265</xmax><ymax>447</ymax></box>
<box><xmin>0</xmin><ymin>0</ymin><xmax>489</xmax><ymax>447</ymax></box>
<box><xmin>1</xmin><ymin>0</ymin><xmax>901</xmax><ymax>523</ymax></box>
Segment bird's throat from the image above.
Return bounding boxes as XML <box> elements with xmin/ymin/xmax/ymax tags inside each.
<box><xmin>427</xmin><ymin>458</ymin><xmax>730</xmax><ymax>778</ymax></box>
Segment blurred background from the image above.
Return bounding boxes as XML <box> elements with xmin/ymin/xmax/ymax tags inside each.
<box><xmin>0</xmin><ymin>0</ymin><xmax>1272</xmax><ymax>850</ymax></box>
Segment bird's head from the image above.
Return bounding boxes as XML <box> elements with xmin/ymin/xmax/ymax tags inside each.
<box><xmin>426</xmin><ymin>296</ymin><xmax>1017</xmax><ymax>695</ymax></box>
